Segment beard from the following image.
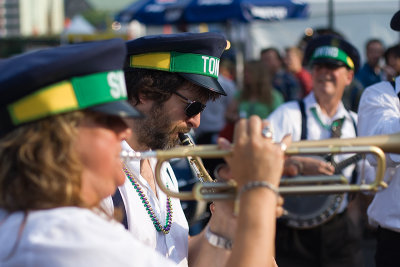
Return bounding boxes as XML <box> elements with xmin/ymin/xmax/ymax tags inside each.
<box><xmin>132</xmin><ymin>102</ymin><xmax>189</xmax><ymax>150</ymax></box>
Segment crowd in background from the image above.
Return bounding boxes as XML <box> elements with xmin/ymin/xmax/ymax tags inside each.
<box><xmin>194</xmin><ymin>30</ymin><xmax>399</xmax><ymax>147</ymax></box>
<box><xmin>188</xmin><ymin>28</ymin><xmax>400</xmax><ymax>267</ymax></box>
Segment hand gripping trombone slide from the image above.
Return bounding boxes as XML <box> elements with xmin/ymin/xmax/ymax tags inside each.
<box><xmin>119</xmin><ymin>133</ymin><xmax>398</xmax><ymax>201</ymax></box>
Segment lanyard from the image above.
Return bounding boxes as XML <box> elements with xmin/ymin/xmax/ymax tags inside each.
<box><xmin>310</xmin><ymin>107</ymin><xmax>344</xmax><ymax>137</ymax></box>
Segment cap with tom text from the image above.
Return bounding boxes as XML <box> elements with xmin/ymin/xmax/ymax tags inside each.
<box><xmin>303</xmin><ymin>34</ymin><xmax>360</xmax><ymax>72</ymax></box>
<box><xmin>0</xmin><ymin>38</ymin><xmax>142</xmax><ymax>136</ymax></box>
<box><xmin>125</xmin><ymin>32</ymin><xmax>229</xmax><ymax>95</ymax></box>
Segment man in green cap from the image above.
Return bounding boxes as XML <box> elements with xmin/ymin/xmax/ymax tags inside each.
<box><xmin>267</xmin><ymin>34</ymin><xmax>370</xmax><ymax>267</ymax></box>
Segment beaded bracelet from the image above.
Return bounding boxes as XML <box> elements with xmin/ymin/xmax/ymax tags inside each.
<box><xmin>238</xmin><ymin>181</ymin><xmax>280</xmax><ymax>199</ymax></box>
<box><xmin>205</xmin><ymin>225</ymin><xmax>233</xmax><ymax>250</ymax></box>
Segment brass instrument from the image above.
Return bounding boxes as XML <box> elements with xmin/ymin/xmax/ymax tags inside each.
<box><xmin>178</xmin><ymin>133</ymin><xmax>214</xmax><ymax>182</ymax></box>
<box><xmin>120</xmin><ymin>133</ymin><xmax>400</xmax><ymax>201</ymax></box>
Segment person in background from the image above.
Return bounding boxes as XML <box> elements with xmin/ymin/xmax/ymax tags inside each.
<box><xmin>357</xmin><ymin>10</ymin><xmax>400</xmax><ymax>267</ymax></box>
<box><xmin>220</xmin><ymin>60</ymin><xmax>283</xmax><ymax>142</ymax></box>
<box><xmin>268</xmin><ymin>34</ymin><xmax>367</xmax><ymax>267</ymax></box>
<box><xmin>218</xmin><ymin>57</ymin><xmax>236</xmax><ymax>83</ymax></box>
<box><xmin>284</xmin><ymin>46</ymin><xmax>313</xmax><ymax>97</ymax></box>
<box><xmin>383</xmin><ymin>44</ymin><xmax>400</xmax><ymax>82</ymax></box>
<box><xmin>298</xmin><ymin>28</ymin><xmax>364</xmax><ymax>112</ymax></box>
<box><xmin>355</xmin><ymin>38</ymin><xmax>385</xmax><ymax>88</ymax></box>
<box><xmin>260</xmin><ymin>47</ymin><xmax>301</xmax><ymax>102</ymax></box>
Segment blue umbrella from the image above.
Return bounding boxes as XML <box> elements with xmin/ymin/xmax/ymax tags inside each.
<box><xmin>185</xmin><ymin>0</ymin><xmax>309</xmax><ymax>23</ymax></box>
<box><xmin>116</xmin><ymin>0</ymin><xmax>191</xmax><ymax>25</ymax></box>
<box><xmin>115</xmin><ymin>0</ymin><xmax>309</xmax><ymax>25</ymax></box>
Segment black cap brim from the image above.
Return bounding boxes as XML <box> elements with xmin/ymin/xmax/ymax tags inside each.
<box><xmin>179</xmin><ymin>73</ymin><xmax>227</xmax><ymax>96</ymax></box>
<box><xmin>391</xmin><ymin>10</ymin><xmax>400</xmax><ymax>31</ymax></box>
<box><xmin>310</xmin><ymin>58</ymin><xmax>348</xmax><ymax>69</ymax></box>
<box><xmin>89</xmin><ymin>100</ymin><xmax>144</xmax><ymax>118</ymax></box>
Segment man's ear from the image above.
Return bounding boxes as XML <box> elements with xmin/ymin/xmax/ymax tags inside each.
<box><xmin>346</xmin><ymin>70</ymin><xmax>355</xmax><ymax>86</ymax></box>
<box><xmin>137</xmin><ymin>92</ymin><xmax>148</xmax><ymax>104</ymax></box>
<box><xmin>135</xmin><ymin>92</ymin><xmax>153</xmax><ymax>112</ymax></box>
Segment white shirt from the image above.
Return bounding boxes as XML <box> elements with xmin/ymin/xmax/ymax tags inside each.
<box><xmin>357</xmin><ymin>77</ymin><xmax>400</xmax><ymax>232</ymax></box>
<box><xmin>0</xmin><ymin>207</ymin><xmax>177</xmax><ymax>267</ymax></box>
<box><xmin>267</xmin><ymin>92</ymin><xmax>367</xmax><ymax>213</ymax></box>
<box><xmin>104</xmin><ymin>141</ymin><xmax>189</xmax><ymax>267</ymax></box>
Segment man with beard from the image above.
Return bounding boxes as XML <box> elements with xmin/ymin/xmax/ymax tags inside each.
<box><xmin>103</xmin><ymin>32</ymin><xmax>240</xmax><ymax>267</ymax></box>
<box><xmin>267</xmin><ymin>35</ymin><xmax>368</xmax><ymax>267</ymax></box>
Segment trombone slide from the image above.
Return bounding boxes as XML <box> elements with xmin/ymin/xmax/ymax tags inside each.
<box><xmin>121</xmin><ymin>133</ymin><xmax>399</xmax><ymax>201</ymax></box>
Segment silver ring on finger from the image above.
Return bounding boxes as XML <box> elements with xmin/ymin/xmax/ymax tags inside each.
<box><xmin>262</xmin><ymin>126</ymin><xmax>273</xmax><ymax>139</ymax></box>
<box><xmin>277</xmin><ymin>142</ymin><xmax>287</xmax><ymax>152</ymax></box>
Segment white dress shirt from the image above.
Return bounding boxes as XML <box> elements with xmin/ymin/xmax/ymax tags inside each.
<box><xmin>104</xmin><ymin>141</ymin><xmax>189</xmax><ymax>267</ymax></box>
<box><xmin>0</xmin><ymin>207</ymin><xmax>177</xmax><ymax>267</ymax></box>
<box><xmin>267</xmin><ymin>92</ymin><xmax>365</xmax><ymax>213</ymax></box>
<box><xmin>358</xmin><ymin>76</ymin><xmax>400</xmax><ymax>232</ymax></box>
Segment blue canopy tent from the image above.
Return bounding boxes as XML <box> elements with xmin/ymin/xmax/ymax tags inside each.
<box><xmin>116</xmin><ymin>0</ymin><xmax>309</xmax><ymax>25</ymax></box>
<box><xmin>184</xmin><ymin>0</ymin><xmax>309</xmax><ymax>23</ymax></box>
<box><xmin>115</xmin><ymin>0</ymin><xmax>191</xmax><ymax>25</ymax></box>
<box><xmin>115</xmin><ymin>0</ymin><xmax>310</xmax><ymax>89</ymax></box>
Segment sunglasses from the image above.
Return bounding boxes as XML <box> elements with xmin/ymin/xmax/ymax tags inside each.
<box><xmin>173</xmin><ymin>91</ymin><xmax>206</xmax><ymax>118</ymax></box>
<box><xmin>312</xmin><ymin>61</ymin><xmax>348</xmax><ymax>70</ymax></box>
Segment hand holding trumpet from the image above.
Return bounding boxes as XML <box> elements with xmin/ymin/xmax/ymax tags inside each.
<box><xmin>220</xmin><ymin>116</ymin><xmax>291</xmax><ymax>190</ymax></box>
<box><xmin>220</xmin><ymin>115</ymin><xmax>291</xmax><ymax>267</ymax></box>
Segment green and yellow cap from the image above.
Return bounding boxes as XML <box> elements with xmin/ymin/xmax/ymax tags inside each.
<box><xmin>125</xmin><ymin>32</ymin><xmax>229</xmax><ymax>96</ymax></box>
<box><xmin>304</xmin><ymin>35</ymin><xmax>360</xmax><ymax>72</ymax></box>
<box><xmin>311</xmin><ymin>45</ymin><xmax>355</xmax><ymax>70</ymax></box>
<box><xmin>0</xmin><ymin>39</ymin><xmax>142</xmax><ymax>136</ymax></box>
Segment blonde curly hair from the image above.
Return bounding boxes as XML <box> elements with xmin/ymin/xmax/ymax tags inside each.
<box><xmin>0</xmin><ymin>111</ymin><xmax>87</xmax><ymax>212</ymax></box>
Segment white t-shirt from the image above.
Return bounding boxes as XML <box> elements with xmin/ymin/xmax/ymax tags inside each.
<box><xmin>358</xmin><ymin>77</ymin><xmax>400</xmax><ymax>232</ymax></box>
<box><xmin>0</xmin><ymin>207</ymin><xmax>177</xmax><ymax>267</ymax></box>
<box><xmin>104</xmin><ymin>141</ymin><xmax>189</xmax><ymax>267</ymax></box>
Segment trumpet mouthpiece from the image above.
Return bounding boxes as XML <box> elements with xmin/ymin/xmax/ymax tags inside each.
<box><xmin>120</xmin><ymin>150</ymin><xmax>156</xmax><ymax>161</ymax></box>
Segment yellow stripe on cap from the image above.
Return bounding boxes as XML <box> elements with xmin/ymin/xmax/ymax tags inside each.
<box><xmin>6</xmin><ymin>70</ymin><xmax>127</xmax><ymax>126</ymax></box>
<box><xmin>9</xmin><ymin>81</ymin><xmax>78</xmax><ymax>124</ymax></box>
<box><xmin>130</xmin><ymin>52</ymin><xmax>171</xmax><ymax>71</ymax></box>
<box><xmin>130</xmin><ymin>52</ymin><xmax>220</xmax><ymax>78</ymax></box>
<box><xmin>346</xmin><ymin>56</ymin><xmax>354</xmax><ymax>69</ymax></box>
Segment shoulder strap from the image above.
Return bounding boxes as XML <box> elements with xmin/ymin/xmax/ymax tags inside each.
<box><xmin>391</xmin><ymin>80</ymin><xmax>396</xmax><ymax>89</ymax></box>
<box><xmin>390</xmin><ymin>80</ymin><xmax>400</xmax><ymax>99</ymax></box>
<box><xmin>298</xmin><ymin>99</ymin><xmax>307</xmax><ymax>140</ymax></box>
<box><xmin>349</xmin><ymin>113</ymin><xmax>357</xmax><ymax>136</ymax></box>
<box><xmin>166</xmin><ymin>167</ymin><xmax>176</xmax><ymax>187</ymax></box>
<box><xmin>112</xmin><ymin>188</ymin><xmax>128</xmax><ymax>229</ymax></box>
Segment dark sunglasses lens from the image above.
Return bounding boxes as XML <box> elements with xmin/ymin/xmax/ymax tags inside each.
<box><xmin>185</xmin><ymin>102</ymin><xmax>206</xmax><ymax>117</ymax></box>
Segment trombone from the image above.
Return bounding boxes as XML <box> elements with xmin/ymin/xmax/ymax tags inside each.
<box><xmin>120</xmin><ymin>133</ymin><xmax>400</xmax><ymax>201</ymax></box>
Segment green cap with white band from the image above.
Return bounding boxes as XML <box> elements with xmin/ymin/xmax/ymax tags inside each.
<box><xmin>7</xmin><ymin>70</ymin><xmax>139</xmax><ymax>126</ymax></box>
<box><xmin>125</xmin><ymin>32</ymin><xmax>229</xmax><ymax>95</ymax></box>
<box><xmin>304</xmin><ymin>35</ymin><xmax>360</xmax><ymax>72</ymax></box>
<box><xmin>311</xmin><ymin>45</ymin><xmax>354</xmax><ymax>70</ymax></box>
<box><xmin>0</xmin><ymin>39</ymin><xmax>142</xmax><ymax>136</ymax></box>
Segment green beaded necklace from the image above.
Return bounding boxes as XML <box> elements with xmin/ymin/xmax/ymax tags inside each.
<box><xmin>123</xmin><ymin>166</ymin><xmax>173</xmax><ymax>234</ymax></box>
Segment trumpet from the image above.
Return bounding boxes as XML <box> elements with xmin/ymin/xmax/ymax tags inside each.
<box><xmin>178</xmin><ymin>133</ymin><xmax>214</xmax><ymax>182</ymax></box>
<box><xmin>120</xmin><ymin>133</ymin><xmax>400</xmax><ymax>201</ymax></box>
